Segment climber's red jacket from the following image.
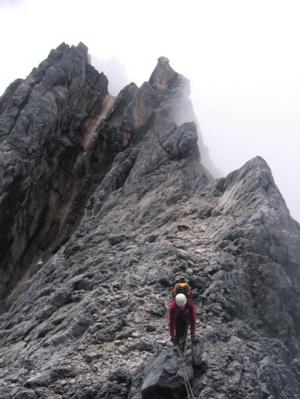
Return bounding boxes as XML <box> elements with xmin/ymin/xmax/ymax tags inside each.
<box><xmin>168</xmin><ymin>298</ymin><xmax>196</xmax><ymax>337</ymax></box>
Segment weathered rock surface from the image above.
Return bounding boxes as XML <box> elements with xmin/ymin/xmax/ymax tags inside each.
<box><xmin>0</xmin><ymin>44</ymin><xmax>299</xmax><ymax>399</ymax></box>
<box><xmin>0</xmin><ymin>42</ymin><xmax>119</xmax><ymax>299</ymax></box>
<box><xmin>140</xmin><ymin>349</ymin><xmax>193</xmax><ymax>399</ymax></box>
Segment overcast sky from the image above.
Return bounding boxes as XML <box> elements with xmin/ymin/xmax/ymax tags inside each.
<box><xmin>0</xmin><ymin>0</ymin><xmax>299</xmax><ymax>221</ymax></box>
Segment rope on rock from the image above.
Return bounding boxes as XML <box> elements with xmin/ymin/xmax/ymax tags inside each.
<box><xmin>176</xmin><ymin>346</ymin><xmax>196</xmax><ymax>399</ymax></box>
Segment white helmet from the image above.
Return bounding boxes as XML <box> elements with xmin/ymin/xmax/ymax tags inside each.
<box><xmin>175</xmin><ymin>293</ymin><xmax>187</xmax><ymax>307</ymax></box>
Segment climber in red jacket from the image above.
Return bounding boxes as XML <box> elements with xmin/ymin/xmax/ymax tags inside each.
<box><xmin>169</xmin><ymin>293</ymin><xmax>197</xmax><ymax>352</ymax></box>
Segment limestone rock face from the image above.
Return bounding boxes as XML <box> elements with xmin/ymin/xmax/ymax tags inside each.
<box><xmin>0</xmin><ymin>42</ymin><xmax>116</xmax><ymax>299</ymax></box>
<box><xmin>0</xmin><ymin>43</ymin><xmax>299</xmax><ymax>399</ymax></box>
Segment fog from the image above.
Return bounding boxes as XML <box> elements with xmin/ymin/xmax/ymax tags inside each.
<box><xmin>0</xmin><ymin>0</ymin><xmax>299</xmax><ymax>221</ymax></box>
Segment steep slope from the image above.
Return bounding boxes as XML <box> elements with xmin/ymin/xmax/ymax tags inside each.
<box><xmin>0</xmin><ymin>44</ymin><xmax>299</xmax><ymax>399</ymax></box>
<box><xmin>0</xmin><ymin>42</ymin><xmax>117</xmax><ymax>300</ymax></box>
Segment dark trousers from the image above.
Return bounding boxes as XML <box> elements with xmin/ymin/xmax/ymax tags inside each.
<box><xmin>175</xmin><ymin>316</ymin><xmax>188</xmax><ymax>352</ymax></box>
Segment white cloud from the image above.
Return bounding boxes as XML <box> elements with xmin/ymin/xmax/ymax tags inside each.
<box><xmin>0</xmin><ymin>0</ymin><xmax>23</xmax><ymax>5</ymax></box>
<box><xmin>0</xmin><ymin>0</ymin><xmax>299</xmax><ymax>221</ymax></box>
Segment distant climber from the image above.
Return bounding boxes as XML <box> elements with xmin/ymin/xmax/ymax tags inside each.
<box><xmin>169</xmin><ymin>290</ymin><xmax>197</xmax><ymax>352</ymax></box>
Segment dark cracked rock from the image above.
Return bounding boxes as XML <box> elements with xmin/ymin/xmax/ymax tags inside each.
<box><xmin>140</xmin><ymin>349</ymin><xmax>193</xmax><ymax>399</ymax></box>
<box><xmin>0</xmin><ymin>42</ymin><xmax>118</xmax><ymax>299</ymax></box>
<box><xmin>0</xmin><ymin>43</ymin><xmax>299</xmax><ymax>399</ymax></box>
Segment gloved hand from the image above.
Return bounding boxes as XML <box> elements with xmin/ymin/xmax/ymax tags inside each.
<box><xmin>191</xmin><ymin>336</ymin><xmax>199</xmax><ymax>345</ymax></box>
<box><xmin>171</xmin><ymin>336</ymin><xmax>177</xmax><ymax>346</ymax></box>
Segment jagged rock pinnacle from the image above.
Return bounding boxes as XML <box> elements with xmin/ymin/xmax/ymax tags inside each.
<box><xmin>157</xmin><ymin>56</ymin><xmax>169</xmax><ymax>64</ymax></box>
<box><xmin>149</xmin><ymin>55</ymin><xmax>178</xmax><ymax>91</ymax></box>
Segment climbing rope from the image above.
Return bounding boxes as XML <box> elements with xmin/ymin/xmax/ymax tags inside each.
<box><xmin>176</xmin><ymin>345</ymin><xmax>196</xmax><ymax>399</ymax></box>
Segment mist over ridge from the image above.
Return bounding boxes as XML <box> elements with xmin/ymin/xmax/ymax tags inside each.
<box><xmin>0</xmin><ymin>0</ymin><xmax>299</xmax><ymax>223</ymax></box>
<box><xmin>89</xmin><ymin>51</ymin><xmax>300</xmax><ymax>223</ymax></box>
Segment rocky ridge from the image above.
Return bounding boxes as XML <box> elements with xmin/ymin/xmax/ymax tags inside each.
<box><xmin>0</xmin><ymin>43</ymin><xmax>299</xmax><ymax>398</ymax></box>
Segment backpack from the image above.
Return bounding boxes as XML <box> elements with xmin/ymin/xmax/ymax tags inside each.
<box><xmin>171</xmin><ymin>281</ymin><xmax>192</xmax><ymax>298</ymax></box>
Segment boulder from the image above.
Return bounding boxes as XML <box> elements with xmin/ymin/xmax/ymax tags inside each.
<box><xmin>141</xmin><ymin>349</ymin><xmax>193</xmax><ymax>399</ymax></box>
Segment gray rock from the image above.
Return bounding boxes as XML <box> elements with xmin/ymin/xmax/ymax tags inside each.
<box><xmin>108</xmin><ymin>234</ymin><xmax>128</xmax><ymax>246</ymax></box>
<box><xmin>13</xmin><ymin>389</ymin><xmax>38</xmax><ymax>399</ymax></box>
<box><xmin>141</xmin><ymin>349</ymin><xmax>192</xmax><ymax>399</ymax></box>
<box><xmin>0</xmin><ymin>45</ymin><xmax>299</xmax><ymax>399</ymax></box>
<box><xmin>191</xmin><ymin>341</ymin><xmax>203</xmax><ymax>368</ymax></box>
<box><xmin>24</xmin><ymin>371</ymin><xmax>52</xmax><ymax>388</ymax></box>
